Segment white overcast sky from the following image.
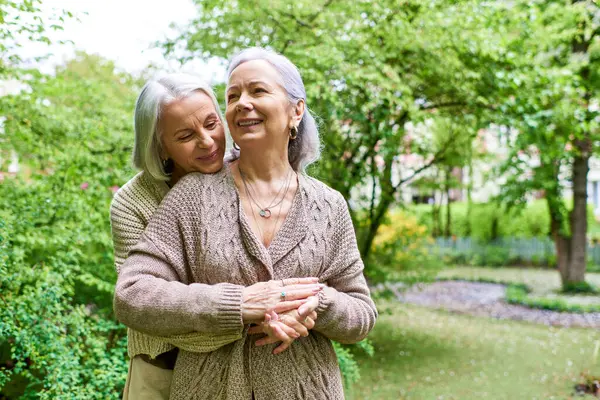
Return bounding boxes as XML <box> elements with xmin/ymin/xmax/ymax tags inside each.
<box><xmin>23</xmin><ymin>0</ymin><xmax>226</xmax><ymax>82</ymax></box>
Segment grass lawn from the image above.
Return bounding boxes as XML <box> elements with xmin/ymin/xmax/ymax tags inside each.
<box><xmin>438</xmin><ymin>266</ymin><xmax>600</xmax><ymax>307</ymax></box>
<box><xmin>349</xmin><ymin>302</ymin><xmax>600</xmax><ymax>400</ymax></box>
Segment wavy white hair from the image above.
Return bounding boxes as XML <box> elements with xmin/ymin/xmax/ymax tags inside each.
<box><xmin>226</xmin><ymin>47</ymin><xmax>321</xmax><ymax>172</ymax></box>
<box><xmin>132</xmin><ymin>73</ymin><xmax>225</xmax><ymax>181</ymax></box>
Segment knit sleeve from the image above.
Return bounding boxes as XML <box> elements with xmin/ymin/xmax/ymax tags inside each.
<box><xmin>110</xmin><ymin>190</ymin><xmax>146</xmax><ymax>274</ymax></box>
<box><xmin>313</xmin><ymin>192</ymin><xmax>378</xmax><ymax>344</ymax></box>
<box><xmin>113</xmin><ymin>179</ymin><xmax>245</xmax><ymax>337</ymax></box>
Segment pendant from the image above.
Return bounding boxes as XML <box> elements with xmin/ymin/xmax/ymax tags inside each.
<box><xmin>259</xmin><ymin>208</ymin><xmax>272</xmax><ymax>218</ymax></box>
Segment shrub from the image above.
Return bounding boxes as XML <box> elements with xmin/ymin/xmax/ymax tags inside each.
<box><xmin>368</xmin><ymin>210</ymin><xmax>442</xmax><ymax>283</ymax></box>
<box><xmin>407</xmin><ymin>200</ymin><xmax>599</xmax><ymax>241</ymax></box>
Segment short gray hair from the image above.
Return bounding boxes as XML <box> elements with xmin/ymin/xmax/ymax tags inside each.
<box><xmin>226</xmin><ymin>47</ymin><xmax>321</xmax><ymax>172</ymax></box>
<box><xmin>133</xmin><ymin>73</ymin><xmax>225</xmax><ymax>181</ymax></box>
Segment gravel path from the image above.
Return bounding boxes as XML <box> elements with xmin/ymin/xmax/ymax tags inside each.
<box><xmin>382</xmin><ymin>281</ymin><xmax>600</xmax><ymax>329</ymax></box>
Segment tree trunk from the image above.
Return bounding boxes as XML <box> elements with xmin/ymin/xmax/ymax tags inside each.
<box><xmin>563</xmin><ymin>1</ymin><xmax>592</xmax><ymax>286</ymax></box>
<box><xmin>549</xmin><ymin>204</ymin><xmax>571</xmax><ymax>284</ymax></box>
<box><xmin>566</xmin><ymin>139</ymin><xmax>590</xmax><ymax>284</ymax></box>
<box><xmin>445</xmin><ymin>166</ymin><xmax>452</xmax><ymax>237</ymax></box>
<box><xmin>466</xmin><ymin>160</ymin><xmax>473</xmax><ymax>237</ymax></box>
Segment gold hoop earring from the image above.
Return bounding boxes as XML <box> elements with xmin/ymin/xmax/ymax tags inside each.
<box><xmin>290</xmin><ymin>126</ymin><xmax>298</xmax><ymax>140</ymax></box>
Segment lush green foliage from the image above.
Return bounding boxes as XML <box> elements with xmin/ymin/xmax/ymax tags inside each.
<box><xmin>407</xmin><ymin>200</ymin><xmax>600</xmax><ymax>241</ymax></box>
<box><xmin>162</xmin><ymin>0</ymin><xmax>526</xmax><ymax>263</ymax></box>
<box><xmin>367</xmin><ymin>210</ymin><xmax>442</xmax><ymax>283</ymax></box>
<box><xmin>0</xmin><ymin>1</ymin><xmax>70</xmax><ymax>77</ymax></box>
<box><xmin>0</xmin><ymin>54</ymin><xmax>138</xmax><ymax>398</ymax></box>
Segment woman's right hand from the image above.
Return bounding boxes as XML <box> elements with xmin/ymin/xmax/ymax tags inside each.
<box><xmin>241</xmin><ymin>277</ymin><xmax>322</xmax><ymax>324</ymax></box>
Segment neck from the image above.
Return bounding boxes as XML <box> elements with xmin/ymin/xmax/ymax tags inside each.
<box><xmin>168</xmin><ymin>168</ymin><xmax>185</xmax><ymax>187</ymax></box>
<box><xmin>237</xmin><ymin>146</ymin><xmax>292</xmax><ymax>182</ymax></box>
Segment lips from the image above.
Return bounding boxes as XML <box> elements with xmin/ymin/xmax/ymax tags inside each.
<box><xmin>237</xmin><ymin>118</ymin><xmax>263</xmax><ymax>127</ymax></box>
<box><xmin>197</xmin><ymin>150</ymin><xmax>218</xmax><ymax>160</ymax></box>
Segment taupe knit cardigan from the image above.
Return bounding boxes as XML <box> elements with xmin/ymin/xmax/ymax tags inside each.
<box><xmin>114</xmin><ymin>166</ymin><xmax>377</xmax><ymax>400</ymax></box>
<box><xmin>110</xmin><ymin>171</ymin><xmax>241</xmax><ymax>359</ymax></box>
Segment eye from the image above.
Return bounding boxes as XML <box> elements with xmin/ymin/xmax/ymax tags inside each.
<box><xmin>254</xmin><ymin>87</ymin><xmax>267</xmax><ymax>94</ymax></box>
<box><xmin>178</xmin><ymin>131</ymin><xmax>194</xmax><ymax>141</ymax></box>
<box><xmin>205</xmin><ymin>121</ymin><xmax>219</xmax><ymax>130</ymax></box>
<box><xmin>227</xmin><ymin>93</ymin><xmax>239</xmax><ymax>102</ymax></box>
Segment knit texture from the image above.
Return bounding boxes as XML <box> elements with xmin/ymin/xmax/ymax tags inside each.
<box><xmin>110</xmin><ymin>171</ymin><xmax>242</xmax><ymax>359</ymax></box>
<box><xmin>114</xmin><ymin>166</ymin><xmax>378</xmax><ymax>400</ymax></box>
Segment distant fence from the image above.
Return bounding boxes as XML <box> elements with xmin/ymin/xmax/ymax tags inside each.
<box><xmin>432</xmin><ymin>237</ymin><xmax>600</xmax><ymax>268</ymax></box>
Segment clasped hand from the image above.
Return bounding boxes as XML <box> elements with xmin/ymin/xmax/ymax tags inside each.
<box><xmin>241</xmin><ymin>278</ymin><xmax>321</xmax><ymax>354</ymax></box>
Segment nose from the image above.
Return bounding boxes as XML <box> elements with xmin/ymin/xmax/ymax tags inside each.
<box><xmin>236</xmin><ymin>92</ymin><xmax>253</xmax><ymax>111</ymax></box>
<box><xmin>195</xmin><ymin>129</ymin><xmax>215</xmax><ymax>148</ymax></box>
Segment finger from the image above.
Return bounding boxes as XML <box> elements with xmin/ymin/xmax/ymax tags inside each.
<box><xmin>298</xmin><ymin>296</ymin><xmax>319</xmax><ymax>317</ymax></box>
<box><xmin>278</xmin><ymin>286</ymin><xmax>322</xmax><ymax>301</ymax></box>
<box><xmin>272</xmin><ymin>320</ymin><xmax>300</xmax><ymax>339</ymax></box>
<box><xmin>255</xmin><ymin>336</ymin><xmax>281</xmax><ymax>346</ymax></box>
<box><xmin>273</xmin><ymin>299</ymin><xmax>307</xmax><ymax>313</ymax></box>
<box><xmin>301</xmin><ymin>317</ymin><xmax>315</xmax><ymax>330</ymax></box>
<box><xmin>271</xmin><ymin>324</ymin><xmax>295</xmax><ymax>354</ymax></box>
<box><xmin>273</xmin><ymin>341</ymin><xmax>291</xmax><ymax>355</ymax></box>
<box><xmin>255</xmin><ymin>322</ymin><xmax>287</xmax><ymax>345</ymax></box>
<box><xmin>281</xmin><ymin>277</ymin><xmax>319</xmax><ymax>286</ymax></box>
<box><xmin>308</xmin><ymin>311</ymin><xmax>317</xmax><ymax>320</ymax></box>
<box><xmin>269</xmin><ymin>309</ymin><xmax>279</xmax><ymax>321</ymax></box>
<box><xmin>280</xmin><ymin>315</ymin><xmax>308</xmax><ymax>337</ymax></box>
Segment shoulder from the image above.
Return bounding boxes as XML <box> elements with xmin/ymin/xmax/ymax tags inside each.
<box><xmin>300</xmin><ymin>174</ymin><xmax>347</xmax><ymax>209</ymax></box>
<box><xmin>110</xmin><ymin>171</ymin><xmax>167</xmax><ymax>220</ymax></box>
<box><xmin>158</xmin><ymin>167</ymin><xmax>233</xmax><ymax>213</ymax></box>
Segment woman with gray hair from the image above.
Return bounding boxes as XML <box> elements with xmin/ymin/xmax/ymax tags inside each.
<box><xmin>111</xmin><ymin>72</ymin><xmax>320</xmax><ymax>399</ymax></box>
<box><xmin>114</xmin><ymin>48</ymin><xmax>377</xmax><ymax>399</ymax></box>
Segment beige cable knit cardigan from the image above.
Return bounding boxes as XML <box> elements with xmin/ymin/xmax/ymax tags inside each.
<box><xmin>114</xmin><ymin>166</ymin><xmax>377</xmax><ymax>400</ymax></box>
<box><xmin>110</xmin><ymin>171</ymin><xmax>242</xmax><ymax>359</ymax></box>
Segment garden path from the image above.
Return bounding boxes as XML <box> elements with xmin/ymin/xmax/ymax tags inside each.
<box><xmin>383</xmin><ymin>281</ymin><xmax>600</xmax><ymax>329</ymax></box>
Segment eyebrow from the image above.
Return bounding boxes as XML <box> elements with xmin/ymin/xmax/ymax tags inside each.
<box><xmin>226</xmin><ymin>80</ymin><xmax>273</xmax><ymax>92</ymax></box>
<box><xmin>174</xmin><ymin>127</ymin><xmax>193</xmax><ymax>135</ymax></box>
<box><xmin>204</xmin><ymin>112</ymin><xmax>219</xmax><ymax>122</ymax></box>
<box><xmin>173</xmin><ymin>113</ymin><xmax>219</xmax><ymax>135</ymax></box>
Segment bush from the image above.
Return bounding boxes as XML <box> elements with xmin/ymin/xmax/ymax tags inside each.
<box><xmin>367</xmin><ymin>211</ymin><xmax>442</xmax><ymax>283</ymax></box>
<box><xmin>0</xmin><ymin>56</ymin><xmax>136</xmax><ymax>398</ymax></box>
<box><xmin>505</xmin><ymin>284</ymin><xmax>600</xmax><ymax>313</ymax></box>
<box><xmin>407</xmin><ymin>200</ymin><xmax>599</xmax><ymax>241</ymax></box>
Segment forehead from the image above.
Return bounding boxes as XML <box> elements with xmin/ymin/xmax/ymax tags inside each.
<box><xmin>227</xmin><ymin>59</ymin><xmax>284</xmax><ymax>89</ymax></box>
<box><xmin>162</xmin><ymin>91</ymin><xmax>215</xmax><ymax>120</ymax></box>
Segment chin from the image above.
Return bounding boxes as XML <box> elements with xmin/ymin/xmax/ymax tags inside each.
<box><xmin>197</xmin><ymin>162</ymin><xmax>224</xmax><ymax>174</ymax></box>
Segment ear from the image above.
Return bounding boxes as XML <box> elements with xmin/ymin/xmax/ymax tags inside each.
<box><xmin>158</xmin><ymin>144</ymin><xmax>168</xmax><ymax>161</ymax></box>
<box><xmin>291</xmin><ymin>99</ymin><xmax>305</xmax><ymax>127</ymax></box>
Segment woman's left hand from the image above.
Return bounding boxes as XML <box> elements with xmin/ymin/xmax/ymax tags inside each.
<box><xmin>250</xmin><ymin>295</ymin><xmax>319</xmax><ymax>354</ymax></box>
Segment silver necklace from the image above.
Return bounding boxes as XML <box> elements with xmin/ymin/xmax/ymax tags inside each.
<box><xmin>239</xmin><ymin>166</ymin><xmax>292</xmax><ymax>219</ymax></box>
<box><xmin>241</xmin><ymin>171</ymin><xmax>292</xmax><ymax>246</ymax></box>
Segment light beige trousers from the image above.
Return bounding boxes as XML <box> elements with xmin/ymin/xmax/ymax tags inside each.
<box><xmin>123</xmin><ymin>356</ymin><xmax>173</xmax><ymax>400</ymax></box>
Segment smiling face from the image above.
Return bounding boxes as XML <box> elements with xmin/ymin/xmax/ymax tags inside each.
<box><xmin>225</xmin><ymin>59</ymin><xmax>303</xmax><ymax>150</ymax></box>
<box><xmin>158</xmin><ymin>91</ymin><xmax>225</xmax><ymax>179</ymax></box>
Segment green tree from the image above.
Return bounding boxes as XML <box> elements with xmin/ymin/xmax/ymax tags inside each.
<box><xmin>0</xmin><ymin>52</ymin><xmax>138</xmax><ymax>398</ymax></box>
<box><xmin>495</xmin><ymin>0</ymin><xmax>600</xmax><ymax>290</ymax></box>
<box><xmin>163</xmin><ymin>0</ymin><xmax>516</xmax><ymax>272</ymax></box>
<box><xmin>0</xmin><ymin>0</ymin><xmax>70</xmax><ymax>77</ymax></box>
